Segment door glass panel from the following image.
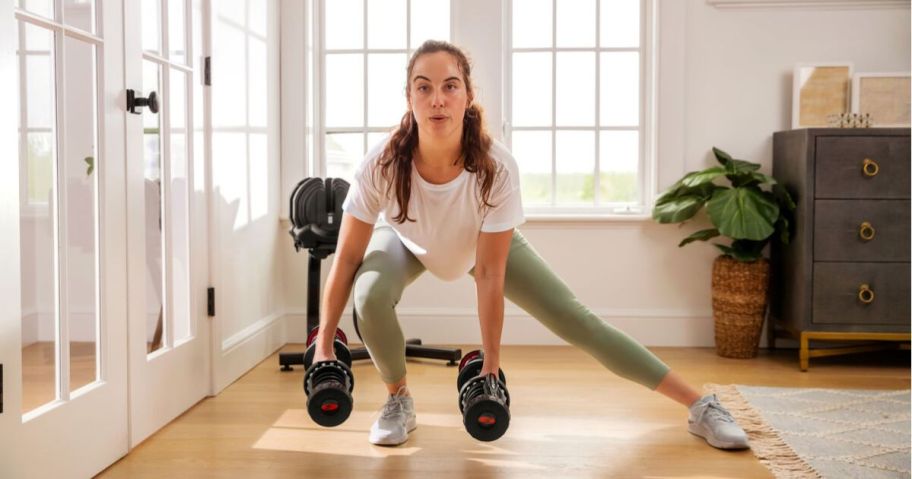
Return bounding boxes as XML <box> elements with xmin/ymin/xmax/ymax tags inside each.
<box><xmin>169</xmin><ymin>0</ymin><xmax>187</xmax><ymax>64</ymax></box>
<box><xmin>18</xmin><ymin>0</ymin><xmax>53</xmax><ymax>20</ymax></box>
<box><xmin>410</xmin><ymin>0</ymin><xmax>449</xmax><ymax>48</ymax></box>
<box><xmin>19</xmin><ymin>21</ymin><xmax>59</xmax><ymax>414</ymax></box>
<box><xmin>367</xmin><ymin>0</ymin><xmax>405</xmax><ymax>49</ymax></box>
<box><xmin>63</xmin><ymin>35</ymin><xmax>99</xmax><ymax>392</ymax></box>
<box><xmin>142</xmin><ymin>0</ymin><xmax>162</xmax><ymax>54</ymax></box>
<box><xmin>143</xmin><ymin>60</ymin><xmax>165</xmax><ymax>354</ymax></box>
<box><xmin>325</xmin><ymin>54</ymin><xmax>363</xmax><ymax>128</ymax></box>
<box><xmin>170</xmin><ymin>69</ymin><xmax>191</xmax><ymax>343</ymax></box>
<box><xmin>63</xmin><ymin>0</ymin><xmax>96</xmax><ymax>34</ymax></box>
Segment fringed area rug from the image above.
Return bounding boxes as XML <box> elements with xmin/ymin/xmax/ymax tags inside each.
<box><xmin>706</xmin><ymin>384</ymin><xmax>911</xmax><ymax>479</ymax></box>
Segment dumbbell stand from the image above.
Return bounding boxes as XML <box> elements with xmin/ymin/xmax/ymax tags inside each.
<box><xmin>280</xmin><ymin>245</ymin><xmax>462</xmax><ymax>371</ymax></box>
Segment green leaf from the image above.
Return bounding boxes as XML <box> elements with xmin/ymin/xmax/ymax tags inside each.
<box><xmin>706</xmin><ymin>187</ymin><xmax>779</xmax><ymax>240</ymax></box>
<box><xmin>773</xmin><ymin>183</ymin><xmax>796</xmax><ymax>211</ymax></box>
<box><xmin>712</xmin><ymin>147</ymin><xmax>733</xmax><ymax>166</ymax></box>
<box><xmin>84</xmin><ymin>156</ymin><xmax>94</xmax><ymax>176</ymax></box>
<box><xmin>652</xmin><ymin>195</ymin><xmax>706</xmax><ymax>223</ymax></box>
<box><xmin>679</xmin><ymin>228</ymin><xmax>720</xmax><ymax>247</ymax></box>
<box><xmin>714</xmin><ymin>241</ymin><xmax>764</xmax><ymax>262</ymax></box>
<box><xmin>681</xmin><ymin>167</ymin><xmax>726</xmax><ymax>187</ymax></box>
<box><xmin>774</xmin><ymin>216</ymin><xmax>790</xmax><ymax>245</ymax></box>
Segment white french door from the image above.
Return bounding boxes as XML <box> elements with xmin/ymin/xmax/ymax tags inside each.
<box><xmin>0</xmin><ymin>0</ymin><xmax>129</xmax><ymax>477</ymax></box>
<box><xmin>123</xmin><ymin>0</ymin><xmax>212</xmax><ymax>446</ymax></box>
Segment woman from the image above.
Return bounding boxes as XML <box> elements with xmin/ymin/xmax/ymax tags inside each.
<box><xmin>313</xmin><ymin>40</ymin><xmax>749</xmax><ymax>450</ymax></box>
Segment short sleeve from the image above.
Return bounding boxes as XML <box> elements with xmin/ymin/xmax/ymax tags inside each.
<box><xmin>480</xmin><ymin>166</ymin><xmax>525</xmax><ymax>233</ymax></box>
<box><xmin>342</xmin><ymin>158</ymin><xmax>383</xmax><ymax>225</ymax></box>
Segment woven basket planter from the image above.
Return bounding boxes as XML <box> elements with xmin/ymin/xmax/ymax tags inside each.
<box><xmin>711</xmin><ymin>255</ymin><xmax>771</xmax><ymax>359</ymax></box>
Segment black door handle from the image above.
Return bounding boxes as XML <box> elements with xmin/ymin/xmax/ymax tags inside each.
<box><xmin>127</xmin><ymin>89</ymin><xmax>159</xmax><ymax>115</ymax></box>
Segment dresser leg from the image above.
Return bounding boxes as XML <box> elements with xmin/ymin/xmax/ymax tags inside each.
<box><xmin>800</xmin><ymin>332</ymin><xmax>809</xmax><ymax>372</ymax></box>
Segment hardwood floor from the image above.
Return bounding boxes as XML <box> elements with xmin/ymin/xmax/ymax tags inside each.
<box><xmin>98</xmin><ymin>345</ymin><xmax>909</xmax><ymax>479</ymax></box>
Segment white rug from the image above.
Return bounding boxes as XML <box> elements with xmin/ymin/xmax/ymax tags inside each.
<box><xmin>708</xmin><ymin>384</ymin><xmax>911</xmax><ymax>479</ymax></box>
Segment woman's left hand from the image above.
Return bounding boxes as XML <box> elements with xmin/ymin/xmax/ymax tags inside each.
<box><xmin>479</xmin><ymin>360</ymin><xmax>500</xmax><ymax>378</ymax></box>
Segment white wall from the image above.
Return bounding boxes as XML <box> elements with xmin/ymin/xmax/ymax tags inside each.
<box><xmin>280</xmin><ymin>0</ymin><xmax>910</xmax><ymax>347</ymax></box>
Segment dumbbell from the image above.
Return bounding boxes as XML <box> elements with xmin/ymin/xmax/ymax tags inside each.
<box><xmin>456</xmin><ymin>350</ymin><xmax>510</xmax><ymax>441</ymax></box>
<box><xmin>303</xmin><ymin>327</ymin><xmax>355</xmax><ymax>427</ymax></box>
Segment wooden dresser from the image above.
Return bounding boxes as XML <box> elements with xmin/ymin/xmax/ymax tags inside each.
<box><xmin>770</xmin><ymin>128</ymin><xmax>911</xmax><ymax>370</ymax></box>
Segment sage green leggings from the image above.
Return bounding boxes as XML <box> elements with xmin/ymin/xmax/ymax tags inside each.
<box><xmin>352</xmin><ymin>226</ymin><xmax>671</xmax><ymax>389</ymax></box>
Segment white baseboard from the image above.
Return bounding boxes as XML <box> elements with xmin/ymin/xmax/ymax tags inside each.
<box><xmin>283</xmin><ymin>307</ymin><xmax>721</xmax><ymax>347</ymax></box>
<box><xmin>213</xmin><ymin>312</ymin><xmax>286</xmax><ymax>394</ymax></box>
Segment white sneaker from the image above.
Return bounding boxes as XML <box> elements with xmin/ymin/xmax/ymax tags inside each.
<box><xmin>688</xmin><ymin>394</ymin><xmax>750</xmax><ymax>450</ymax></box>
<box><xmin>369</xmin><ymin>386</ymin><xmax>417</xmax><ymax>446</ymax></box>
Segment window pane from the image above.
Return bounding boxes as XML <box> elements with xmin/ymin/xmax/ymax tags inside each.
<box><xmin>170</xmin><ymin>69</ymin><xmax>192</xmax><ymax>344</ymax></box>
<box><xmin>367</xmin><ymin>132</ymin><xmax>389</xmax><ymax>152</ymax></box>
<box><xmin>599</xmin><ymin>130</ymin><xmax>639</xmax><ymax>203</ymax></box>
<box><xmin>556</xmin><ymin>0</ymin><xmax>594</xmax><ymax>48</ymax></box>
<box><xmin>249</xmin><ymin>36</ymin><xmax>268</xmax><ymax>127</ymax></box>
<box><xmin>512</xmin><ymin>52</ymin><xmax>552</xmax><ymax>127</ymax></box>
<box><xmin>555</xmin><ymin>52</ymin><xmax>594</xmax><ymax>126</ymax></box>
<box><xmin>24</xmin><ymin>18</ymin><xmax>52</xmax><ymax>51</ymax></box>
<box><xmin>512</xmin><ymin>0</ymin><xmax>551</xmax><ymax>48</ymax></box>
<box><xmin>555</xmin><ymin>130</ymin><xmax>594</xmax><ymax>205</ymax></box>
<box><xmin>20</xmin><ymin>22</ymin><xmax>58</xmax><ymax>414</ymax></box>
<box><xmin>19</xmin><ymin>0</ymin><xmax>53</xmax><ymax>19</ymax></box>
<box><xmin>368</xmin><ymin>53</ymin><xmax>407</xmax><ymax>128</ymax></box>
<box><xmin>63</xmin><ymin>36</ymin><xmax>99</xmax><ymax>393</ymax></box>
<box><xmin>600</xmin><ymin>0</ymin><xmax>639</xmax><ymax>48</ymax></box>
<box><xmin>143</xmin><ymin>0</ymin><xmax>162</xmax><ymax>54</ymax></box>
<box><xmin>368</xmin><ymin>0</ymin><xmax>406</xmax><ymax>49</ymax></box>
<box><xmin>64</xmin><ymin>0</ymin><xmax>96</xmax><ymax>34</ymax></box>
<box><xmin>26</xmin><ymin>55</ymin><xmax>54</xmax><ymax>129</ymax></box>
<box><xmin>325</xmin><ymin>0</ymin><xmax>363</xmax><ymax>49</ymax></box>
<box><xmin>143</xmin><ymin>60</ymin><xmax>164</xmax><ymax>354</ymax></box>
<box><xmin>213</xmin><ymin>16</ymin><xmax>247</xmax><ymax>127</ymax></box>
<box><xmin>325</xmin><ymin>54</ymin><xmax>364</xmax><ymax>128</ymax></box>
<box><xmin>169</xmin><ymin>0</ymin><xmax>187</xmax><ymax>64</ymax></box>
<box><xmin>600</xmin><ymin>52</ymin><xmax>639</xmax><ymax>126</ymax></box>
<box><xmin>326</xmin><ymin>133</ymin><xmax>364</xmax><ymax>181</ymax></box>
<box><xmin>511</xmin><ymin>130</ymin><xmax>551</xmax><ymax>206</ymax></box>
<box><xmin>410</xmin><ymin>0</ymin><xmax>450</xmax><ymax>48</ymax></box>
<box><xmin>249</xmin><ymin>0</ymin><xmax>267</xmax><ymax>37</ymax></box>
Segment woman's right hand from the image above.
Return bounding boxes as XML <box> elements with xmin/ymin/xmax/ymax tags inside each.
<box><xmin>312</xmin><ymin>335</ymin><xmax>337</xmax><ymax>364</ymax></box>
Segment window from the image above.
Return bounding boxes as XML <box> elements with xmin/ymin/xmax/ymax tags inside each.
<box><xmin>507</xmin><ymin>0</ymin><xmax>650</xmax><ymax>213</ymax></box>
<box><xmin>318</xmin><ymin>0</ymin><xmax>450</xmax><ymax>180</ymax></box>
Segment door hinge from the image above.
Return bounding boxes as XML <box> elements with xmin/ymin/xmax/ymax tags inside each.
<box><xmin>207</xmin><ymin>287</ymin><xmax>215</xmax><ymax>317</ymax></box>
<box><xmin>204</xmin><ymin>56</ymin><xmax>212</xmax><ymax>86</ymax></box>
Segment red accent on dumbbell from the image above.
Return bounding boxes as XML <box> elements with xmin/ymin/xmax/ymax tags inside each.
<box><xmin>478</xmin><ymin>414</ymin><xmax>496</xmax><ymax>426</ymax></box>
<box><xmin>459</xmin><ymin>350</ymin><xmax>482</xmax><ymax>371</ymax></box>
<box><xmin>306</xmin><ymin>327</ymin><xmax>320</xmax><ymax>347</ymax></box>
<box><xmin>321</xmin><ymin>401</ymin><xmax>339</xmax><ymax>413</ymax></box>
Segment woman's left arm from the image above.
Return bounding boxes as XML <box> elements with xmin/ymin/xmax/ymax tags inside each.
<box><xmin>474</xmin><ymin>228</ymin><xmax>514</xmax><ymax>377</ymax></box>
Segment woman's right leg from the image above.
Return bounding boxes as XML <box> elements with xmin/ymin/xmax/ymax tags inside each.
<box><xmin>352</xmin><ymin>226</ymin><xmax>426</xmax><ymax>391</ymax></box>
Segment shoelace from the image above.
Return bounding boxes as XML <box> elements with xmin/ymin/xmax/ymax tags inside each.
<box><xmin>698</xmin><ymin>400</ymin><xmax>735</xmax><ymax>424</ymax></box>
<box><xmin>380</xmin><ymin>395</ymin><xmax>409</xmax><ymax>419</ymax></box>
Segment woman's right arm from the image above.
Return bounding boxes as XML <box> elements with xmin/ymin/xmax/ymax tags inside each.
<box><xmin>313</xmin><ymin>213</ymin><xmax>375</xmax><ymax>362</ymax></box>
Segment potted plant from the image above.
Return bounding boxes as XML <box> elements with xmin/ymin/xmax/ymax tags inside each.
<box><xmin>652</xmin><ymin>147</ymin><xmax>796</xmax><ymax>358</ymax></box>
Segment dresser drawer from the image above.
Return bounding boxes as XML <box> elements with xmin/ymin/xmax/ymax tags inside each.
<box><xmin>812</xmin><ymin>262</ymin><xmax>911</xmax><ymax>326</ymax></box>
<box><xmin>814</xmin><ymin>200</ymin><xmax>911</xmax><ymax>262</ymax></box>
<box><xmin>815</xmin><ymin>136</ymin><xmax>910</xmax><ymax>199</ymax></box>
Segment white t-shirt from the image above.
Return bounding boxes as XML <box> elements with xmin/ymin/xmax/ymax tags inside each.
<box><xmin>342</xmin><ymin>137</ymin><xmax>526</xmax><ymax>281</ymax></box>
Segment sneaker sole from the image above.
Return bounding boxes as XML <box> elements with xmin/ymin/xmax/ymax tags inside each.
<box><xmin>688</xmin><ymin>423</ymin><xmax>750</xmax><ymax>450</ymax></box>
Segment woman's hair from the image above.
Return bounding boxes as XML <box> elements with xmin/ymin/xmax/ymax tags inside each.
<box><xmin>378</xmin><ymin>40</ymin><xmax>496</xmax><ymax>224</ymax></box>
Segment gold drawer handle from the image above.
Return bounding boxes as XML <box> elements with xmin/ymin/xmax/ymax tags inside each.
<box><xmin>858</xmin><ymin>221</ymin><xmax>876</xmax><ymax>241</ymax></box>
<box><xmin>858</xmin><ymin>283</ymin><xmax>875</xmax><ymax>304</ymax></box>
<box><xmin>862</xmin><ymin>158</ymin><xmax>879</xmax><ymax>177</ymax></box>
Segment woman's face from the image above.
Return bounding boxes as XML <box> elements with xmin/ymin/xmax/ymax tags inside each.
<box><xmin>407</xmin><ymin>51</ymin><xmax>471</xmax><ymax>145</ymax></box>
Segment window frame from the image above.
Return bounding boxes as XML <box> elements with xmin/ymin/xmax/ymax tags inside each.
<box><xmin>503</xmin><ymin>0</ymin><xmax>656</xmax><ymax>217</ymax></box>
<box><xmin>313</xmin><ymin>0</ymin><xmax>454</xmax><ymax>178</ymax></box>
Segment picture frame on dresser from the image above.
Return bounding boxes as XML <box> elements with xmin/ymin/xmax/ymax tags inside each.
<box><xmin>770</xmin><ymin>128</ymin><xmax>911</xmax><ymax>371</ymax></box>
<box><xmin>851</xmin><ymin>72</ymin><xmax>912</xmax><ymax>128</ymax></box>
<box><xmin>791</xmin><ymin>63</ymin><xmax>853</xmax><ymax>129</ymax></box>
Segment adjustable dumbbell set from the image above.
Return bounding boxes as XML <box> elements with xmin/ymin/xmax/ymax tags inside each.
<box><xmin>294</xmin><ymin>330</ymin><xmax>512</xmax><ymax>441</ymax></box>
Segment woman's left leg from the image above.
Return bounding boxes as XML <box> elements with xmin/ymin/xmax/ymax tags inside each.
<box><xmin>472</xmin><ymin>230</ymin><xmax>749</xmax><ymax>449</ymax></box>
